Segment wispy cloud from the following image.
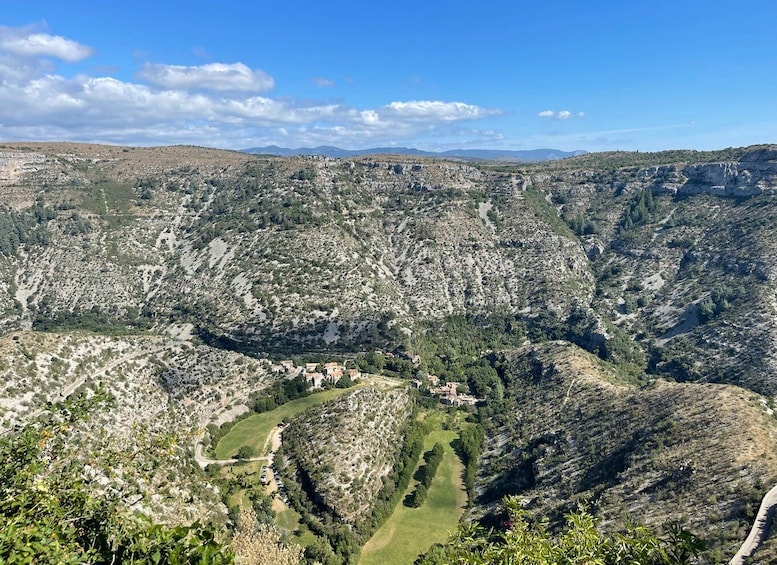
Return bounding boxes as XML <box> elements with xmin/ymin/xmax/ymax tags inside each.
<box><xmin>0</xmin><ymin>24</ymin><xmax>503</xmax><ymax>149</ymax></box>
<box><xmin>515</xmin><ymin>121</ymin><xmax>700</xmax><ymax>153</ymax></box>
<box><xmin>311</xmin><ymin>76</ymin><xmax>334</xmax><ymax>88</ymax></box>
<box><xmin>538</xmin><ymin>109</ymin><xmax>584</xmax><ymax>120</ymax></box>
<box><xmin>571</xmin><ymin>123</ymin><xmax>693</xmax><ymax>137</ymax></box>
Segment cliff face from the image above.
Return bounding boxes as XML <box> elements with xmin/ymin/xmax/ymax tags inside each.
<box><xmin>5</xmin><ymin>142</ymin><xmax>777</xmax><ymax>558</ymax></box>
<box><xmin>626</xmin><ymin>148</ymin><xmax>777</xmax><ymax>197</ymax></box>
<box><xmin>2</xmin><ymin>142</ymin><xmax>777</xmax><ymax>393</ymax></box>
<box><xmin>0</xmin><ymin>151</ymin><xmax>47</xmax><ymax>186</ymax></box>
<box><xmin>0</xmin><ymin>143</ymin><xmax>594</xmax><ymax>353</ymax></box>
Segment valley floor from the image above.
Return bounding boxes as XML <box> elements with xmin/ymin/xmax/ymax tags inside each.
<box><xmin>360</xmin><ymin>417</ymin><xmax>468</xmax><ymax>565</ymax></box>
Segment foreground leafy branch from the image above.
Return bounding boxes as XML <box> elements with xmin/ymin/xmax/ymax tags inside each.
<box><xmin>0</xmin><ymin>394</ymin><xmax>233</xmax><ymax>564</ymax></box>
<box><xmin>417</xmin><ymin>496</ymin><xmax>705</xmax><ymax>565</ymax></box>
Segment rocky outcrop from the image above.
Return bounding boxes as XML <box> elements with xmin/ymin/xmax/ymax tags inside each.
<box><xmin>631</xmin><ymin>149</ymin><xmax>777</xmax><ymax>196</ymax></box>
<box><xmin>0</xmin><ymin>151</ymin><xmax>46</xmax><ymax>185</ymax></box>
<box><xmin>4</xmin><ymin>141</ymin><xmax>777</xmax><ymax>393</ymax></box>
<box><xmin>280</xmin><ymin>388</ymin><xmax>413</xmax><ymax>525</ymax></box>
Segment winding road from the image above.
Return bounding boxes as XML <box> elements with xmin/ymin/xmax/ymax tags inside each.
<box><xmin>193</xmin><ymin>441</ymin><xmax>270</xmax><ymax>467</ymax></box>
<box><xmin>193</xmin><ymin>424</ymin><xmax>283</xmax><ymax>468</ymax></box>
<box><xmin>730</xmin><ymin>483</ymin><xmax>777</xmax><ymax>564</ymax></box>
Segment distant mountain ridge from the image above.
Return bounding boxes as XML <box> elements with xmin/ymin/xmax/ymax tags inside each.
<box><xmin>242</xmin><ymin>145</ymin><xmax>587</xmax><ymax>162</ymax></box>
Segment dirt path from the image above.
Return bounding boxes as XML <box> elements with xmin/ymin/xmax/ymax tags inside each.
<box><xmin>730</xmin><ymin>483</ymin><xmax>777</xmax><ymax>564</ymax></box>
<box><xmin>193</xmin><ymin>424</ymin><xmax>283</xmax><ymax>468</ymax></box>
<box><xmin>264</xmin><ymin>467</ymin><xmax>289</xmax><ymax>513</ymax></box>
<box><xmin>192</xmin><ymin>441</ymin><xmax>270</xmax><ymax>467</ymax></box>
<box><xmin>262</xmin><ymin>425</ymin><xmax>282</xmax><ymax>455</ymax></box>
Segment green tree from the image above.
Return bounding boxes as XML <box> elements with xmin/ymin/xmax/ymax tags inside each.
<box><xmin>236</xmin><ymin>445</ymin><xmax>255</xmax><ymax>460</ymax></box>
<box><xmin>335</xmin><ymin>374</ymin><xmax>354</xmax><ymax>388</ymax></box>
<box><xmin>417</xmin><ymin>497</ymin><xmax>704</xmax><ymax>565</ymax></box>
<box><xmin>408</xmin><ymin>484</ymin><xmax>428</xmax><ymax>508</ymax></box>
<box><xmin>458</xmin><ymin>425</ymin><xmax>485</xmax><ymax>500</ymax></box>
<box><xmin>0</xmin><ymin>394</ymin><xmax>233</xmax><ymax>564</ymax></box>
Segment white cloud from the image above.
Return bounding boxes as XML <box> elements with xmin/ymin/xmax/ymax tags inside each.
<box><xmin>138</xmin><ymin>62</ymin><xmax>275</xmax><ymax>92</ymax></box>
<box><xmin>385</xmin><ymin>100</ymin><xmax>500</xmax><ymax>121</ymax></box>
<box><xmin>0</xmin><ymin>69</ymin><xmax>497</xmax><ymax>145</ymax></box>
<box><xmin>538</xmin><ymin>109</ymin><xmax>584</xmax><ymax>120</ymax></box>
<box><xmin>0</xmin><ymin>24</ymin><xmax>504</xmax><ymax>149</ymax></box>
<box><xmin>359</xmin><ymin>110</ymin><xmax>380</xmax><ymax>126</ymax></box>
<box><xmin>311</xmin><ymin>76</ymin><xmax>334</xmax><ymax>88</ymax></box>
<box><xmin>0</xmin><ymin>26</ymin><xmax>93</xmax><ymax>62</ymax></box>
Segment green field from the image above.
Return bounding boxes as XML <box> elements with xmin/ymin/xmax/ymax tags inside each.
<box><xmin>214</xmin><ymin>387</ymin><xmax>353</xmax><ymax>459</ymax></box>
<box><xmin>275</xmin><ymin>507</ymin><xmax>317</xmax><ymax>546</ymax></box>
<box><xmin>359</xmin><ymin>426</ymin><xmax>467</xmax><ymax>565</ymax></box>
<box><xmin>214</xmin><ymin>378</ymin><xmax>467</xmax><ymax>564</ymax></box>
<box><xmin>216</xmin><ymin>461</ymin><xmax>264</xmax><ymax>507</ymax></box>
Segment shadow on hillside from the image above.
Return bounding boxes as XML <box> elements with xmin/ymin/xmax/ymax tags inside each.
<box><xmin>195</xmin><ymin>320</ymin><xmax>398</xmax><ymax>357</ymax></box>
<box><xmin>579</xmin><ymin>442</ymin><xmax>635</xmax><ymax>492</ymax></box>
<box><xmin>657</xmin><ymin>305</ymin><xmax>700</xmax><ymax>342</ymax></box>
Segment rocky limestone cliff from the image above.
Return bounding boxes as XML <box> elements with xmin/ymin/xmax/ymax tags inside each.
<box><xmin>2</xmin><ymin>142</ymin><xmax>777</xmax><ymax>393</ymax></box>
<box><xmin>627</xmin><ymin>147</ymin><xmax>777</xmax><ymax>197</ymax></box>
<box><xmin>0</xmin><ymin>151</ymin><xmax>46</xmax><ymax>186</ymax></box>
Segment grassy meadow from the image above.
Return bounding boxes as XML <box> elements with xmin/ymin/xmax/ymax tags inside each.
<box><xmin>359</xmin><ymin>418</ymin><xmax>467</xmax><ymax>565</ymax></box>
<box><xmin>214</xmin><ymin>387</ymin><xmax>353</xmax><ymax>459</ymax></box>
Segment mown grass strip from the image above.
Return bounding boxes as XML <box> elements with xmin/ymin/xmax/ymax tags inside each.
<box><xmin>359</xmin><ymin>428</ymin><xmax>467</xmax><ymax>565</ymax></box>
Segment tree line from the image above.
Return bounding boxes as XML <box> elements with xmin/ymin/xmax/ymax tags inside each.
<box><xmin>406</xmin><ymin>442</ymin><xmax>445</xmax><ymax>508</ymax></box>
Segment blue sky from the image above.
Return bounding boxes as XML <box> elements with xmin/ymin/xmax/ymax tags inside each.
<box><xmin>1</xmin><ymin>0</ymin><xmax>775</xmax><ymax>151</ymax></box>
